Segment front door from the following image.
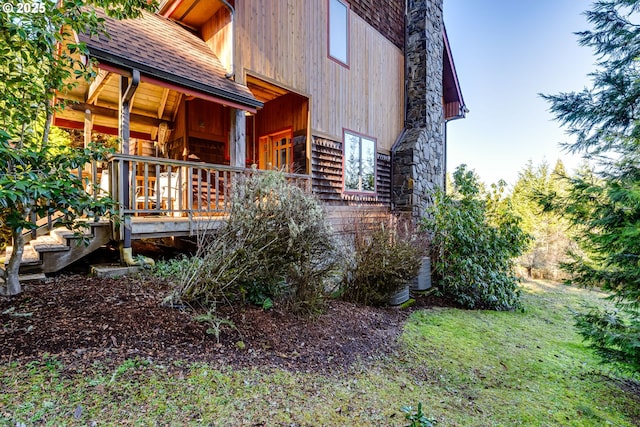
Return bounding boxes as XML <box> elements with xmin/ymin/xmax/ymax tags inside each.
<box><xmin>258</xmin><ymin>129</ymin><xmax>293</xmax><ymax>171</ymax></box>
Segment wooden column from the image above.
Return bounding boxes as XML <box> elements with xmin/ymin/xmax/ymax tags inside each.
<box><xmin>83</xmin><ymin>109</ymin><xmax>92</xmax><ymax>148</ymax></box>
<box><xmin>83</xmin><ymin>109</ymin><xmax>93</xmax><ymax>174</ymax></box>
<box><xmin>230</xmin><ymin>109</ymin><xmax>246</xmax><ymax>168</ymax></box>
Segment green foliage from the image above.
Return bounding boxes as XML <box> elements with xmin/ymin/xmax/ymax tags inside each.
<box><xmin>0</xmin><ymin>131</ymin><xmax>116</xmax><ymax>232</ymax></box>
<box><xmin>152</xmin><ymin>255</ymin><xmax>194</xmax><ymax>279</ymax></box>
<box><xmin>0</xmin><ymin>0</ymin><xmax>155</xmax><ymax>294</ymax></box>
<box><xmin>402</xmin><ymin>402</ymin><xmax>436</xmax><ymax>427</ymax></box>
<box><xmin>193</xmin><ymin>310</ymin><xmax>237</xmax><ymax>344</ymax></box>
<box><xmin>541</xmin><ymin>0</ymin><xmax>640</xmax><ymax>373</ymax></box>
<box><xmin>422</xmin><ymin>165</ymin><xmax>531</xmax><ymax>311</ymax></box>
<box><xmin>340</xmin><ymin>221</ymin><xmax>422</xmax><ymax>306</ymax></box>
<box><xmin>510</xmin><ymin>160</ymin><xmax>576</xmax><ymax>280</ymax></box>
<box><xmin>574</xmin><ymin>307</ymin><xmax>640</xmax><ymax>373</ymax></box>
<box><xmin>168</xmin><ymin>170</ymin><xmax>340</xmax><ymax>315</ymax></box>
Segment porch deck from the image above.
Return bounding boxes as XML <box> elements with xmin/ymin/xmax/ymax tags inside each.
<box><xmin>129</xmin><ymin>215</ymin><xmax>226</xmax><ymax>239</ymax></box>
<box><xmin>3</xmin><ymin>155</ymin><xmax>311</xmax><ymax>276</ymax></box>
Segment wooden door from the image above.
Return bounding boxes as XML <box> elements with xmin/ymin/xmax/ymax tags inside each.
<box><xmin>258</xmin><ymin>129</ymin><xmax>293</xmax><ymax>171</ymax></box>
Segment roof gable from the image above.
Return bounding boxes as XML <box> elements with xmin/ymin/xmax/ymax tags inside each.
<box><xmin>79</xmin><ymin>9</ymin><xmax>261</xmax><ymax>109</ymax></box>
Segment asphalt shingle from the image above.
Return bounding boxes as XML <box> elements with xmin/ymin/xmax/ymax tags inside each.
<box><xmin>79</xmin><ymin>9</ymin><xmax>260</xmax><ymax>109</ymax></box>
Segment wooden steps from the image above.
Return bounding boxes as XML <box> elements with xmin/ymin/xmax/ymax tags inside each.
<box><xmin>3</xmin><ymin>221</ymin><xmax>113</xmax><ymax>275</ymax></box>
<box><xmin>2</xmin><ymin>216</ymin><xmax>226</xmax><ymax>278</ymax></box>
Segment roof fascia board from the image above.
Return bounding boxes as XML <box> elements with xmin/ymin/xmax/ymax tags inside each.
<box><xmin>91</xmin><ymin>48</ymin><xmax>263</xmax><ymax>112</ymax></box>
<box><xmin>442</xmin><ymin>26</ymin><xmax>465</xmax><ymax>111</ymax></box>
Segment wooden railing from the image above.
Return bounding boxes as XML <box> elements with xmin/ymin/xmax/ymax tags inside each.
<box><xmin>99</xmin><ymin>154</ymin><xmax>311</xmax><ymax>219</ymax></box>
<box><xmin>19</xmin><ymin>155</ymin><xmax>311</xmax><ymax>245</ymax></box>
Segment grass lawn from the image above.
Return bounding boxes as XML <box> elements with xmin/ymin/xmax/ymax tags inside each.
<box><xmin>1</xmin><ymin>280</ymin><xmax>638</xmax><ymax>426</ymax></box>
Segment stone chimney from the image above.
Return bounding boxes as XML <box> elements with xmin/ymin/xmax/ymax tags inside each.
<box><xmin>392</xmin><ymin>0</ymin><xmax>444</xmax><ymax>221</ymax></box>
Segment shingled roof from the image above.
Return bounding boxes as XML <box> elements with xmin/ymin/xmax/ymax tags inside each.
<box><xmin>79</xmin><ymin>9</ymin><xmax>262</xmax><ymax>110</ymax></box>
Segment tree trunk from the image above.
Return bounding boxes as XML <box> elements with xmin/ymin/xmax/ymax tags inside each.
<box><xmin>1</xmin><ymin>229</ymin><xmax>23</xmax><ymax>296</ymax></box>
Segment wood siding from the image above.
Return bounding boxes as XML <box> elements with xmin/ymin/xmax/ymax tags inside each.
<box><xmin>201</xmin><ymin>7</ymin><xmax>232</xmax><ymax>76</ymax></box>
<box><xmin>311</xmin><ymin>137</ymin><xmax>391</xmax><ymax>207</ymax></box>
<box><xmin>232</xmin><ymin>0</ymin><xmax>404</xmax><ymax>152</ymax></box>
<box><xmin>255</xmin><ymin>93</ymin><xmax>308</xmax><ymax>138</ymax></box>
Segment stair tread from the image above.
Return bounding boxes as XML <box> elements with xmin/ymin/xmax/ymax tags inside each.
<box><xmin>50</xmin><ymin>229</ymin><xmax>93</xmax><ymax>240</ymax></box>
<box><xmin>4</xmin><ymin>245</ymin><xmax>41</xmax><ymax>265</ymax></box>
<box><xmin>3</xmin><ymin>218</ymin><xmax>111</xmax><ymax>273</ymax></box>
<box><xmin>31</xmin><ymin>235</ymin><xmax>71</xmax><ymax>249</ymax></box>
<box><xmin>30</xmin><ymin>241</ymin><xmax>70</xmax><ymax>252</ymax></box>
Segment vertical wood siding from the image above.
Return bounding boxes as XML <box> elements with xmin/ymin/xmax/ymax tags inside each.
<box><xmin>233</xmin><ymin>0</ymin><xmax>404</xmax><ymax>152</ymax></box>
<box><xmin>255</xmin><ymin>93</ymin><xmax>308</xmax><ymax>137</ymax></box>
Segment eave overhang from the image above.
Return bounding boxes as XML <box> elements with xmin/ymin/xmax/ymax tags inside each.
<box><xmin>77</xmin><ymin>8</ymin><xmax>262</xmax><ymax>113</ymax></box>
<box><xmin>443</xmin><ymin>26</ymin><xmax>467</xmax><ymax>122</ymax></box>
<box><xmin>87</xmin><ymin>48</ymin><xmax>263</xmax><ymax>112</ymax></box>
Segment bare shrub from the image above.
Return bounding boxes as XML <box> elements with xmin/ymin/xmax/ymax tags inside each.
<box><xmin>166</xmin><ymin>170</ymin><xmax>340</xmax><ymax>315</ymax></box>
<box><xmin>340</xmin><ymin>217</ymin><xmax>423</xmax><ymax>306</ymax></box>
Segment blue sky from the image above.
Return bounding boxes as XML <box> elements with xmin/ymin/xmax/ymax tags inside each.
<box><xmin>443</xmin><ymin>0</ymin><xmax>596</xmax><ymax>186</ymax></box>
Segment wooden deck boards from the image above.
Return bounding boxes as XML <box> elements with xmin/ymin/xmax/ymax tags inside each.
<box><xmin>130</xmin><ymin>215</ymin><xmax>226</xmax><ymax>239</ymax></box>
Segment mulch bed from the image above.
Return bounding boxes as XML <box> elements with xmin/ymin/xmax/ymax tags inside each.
<box><xmin>0</xmin><ymin>274</ymin><xmax>441</xmax><ymax>374</ymax></box>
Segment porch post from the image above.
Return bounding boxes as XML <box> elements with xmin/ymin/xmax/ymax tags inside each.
<box><xmin>83</xmin><ymin>109</ymin><xmax>92</xmax><ymax>175</ymax></box>
<box><xmin>83</xmin><ymin>109</ymin><xmax>92</xmax><ymax>149</ymax></box>
<box><xmin>230</xmin><ymin>108</ymin><xmax>246</xmax><ymax>168</ymax></box>
<box><xmin>119</xmin><ymin>71</ymin><xmax>139</xmax><ymax>255</ymax></box>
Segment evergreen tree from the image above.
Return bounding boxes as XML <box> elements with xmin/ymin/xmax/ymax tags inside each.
<box><xmin>541</xmin><ymin>0</ymin><xmax>640</xmax><ymax>373</ymax></box>
<box><xmin>510</xmin><ymin>160</ymin><xmax>575</xmax><ymax>280</ymax></box>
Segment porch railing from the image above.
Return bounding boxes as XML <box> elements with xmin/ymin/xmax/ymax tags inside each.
<box><xmin>99</xmin><ymin>154</ymin><xmax>311</xmax><ymax>218</ymax></box>
<box><xmin>17</xmin><ymin>154</ymin><xmax>310</xmax><ymax>245</ymax></box>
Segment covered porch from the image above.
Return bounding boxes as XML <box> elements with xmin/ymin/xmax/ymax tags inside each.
<box><xmin>0</xmin><ymin>5</ymin><xmax>312</xmax><ymax>275</ymax></box>
<box><xmin>53</xmin><ymin>7</ymin><xmax>312</xmax><ymax>242</ymax></box>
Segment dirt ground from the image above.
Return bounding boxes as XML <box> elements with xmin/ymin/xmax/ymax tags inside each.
<box><xmin>0</xmin><ymin>273</ymin><xmax>441</xmax><ymax>374</ymax></box>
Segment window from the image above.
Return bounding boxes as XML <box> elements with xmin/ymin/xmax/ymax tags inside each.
<box><xmin>344</xmin><ymin>130</ymin><xmax>376</xmax><ymax>193</ymax></box>
<box><xmin>258</xmin><ymin>129</ymin><xmax>293</xmax><ymax>171</ymax></box>
<box><xmin>328</xmin><ymin>0</ymin><xmax>349</xmax><ymax>66</ymax></box>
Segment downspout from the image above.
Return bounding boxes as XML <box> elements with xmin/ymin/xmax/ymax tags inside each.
<box><xmin>221</xmin><ymin>0</ymin><xmax>235</xmax><ymax>79</ymax></box>
<box><xmin>119</xmin><ymin>70</ymin><xmax>154</xmax><ymax>268</ymax></box>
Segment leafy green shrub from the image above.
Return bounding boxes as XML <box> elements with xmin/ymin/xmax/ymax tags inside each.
<box><xmin>422</xmin><ymin>165</ymin><xmax>531</xmax><ymax>311</ymax></box>
<box><xmin>340</xmin><ymin>220</ymin><xmax>422</xmax><ymax>306</ymax></box>
<box><xmin>166</xmin><ymin>170</ymin><xmax>340</xmax><ymax>315</ymax></box>
<box><xmin>152</xmin><ymin>255</ymin><xmax>196</xmax><ymax>280</ymax></box>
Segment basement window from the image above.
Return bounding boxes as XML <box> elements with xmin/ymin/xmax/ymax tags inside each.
<box><xmin>328</xmin><ymin>0</ymin><xmax>349</xmax><ymax>66</ymax></box>
<box><xmin>344</xmin><ymin>130</ymin><xmax>376</xmax><ymax>193</ymax></box>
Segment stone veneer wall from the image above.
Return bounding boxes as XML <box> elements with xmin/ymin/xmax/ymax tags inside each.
<box><xmin>392</xmin><ymin>0</ymin><xmax>445</xmax><ymax>221</ymax></box>
<box><xmin>346</xmin><ymin>0</ymin><xmax>405</xmax><ymax>50</ymax></box>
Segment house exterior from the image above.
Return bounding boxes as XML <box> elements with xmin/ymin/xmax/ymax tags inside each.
<box><xmin>39</xmin><ymin>0</ymin><xmax>465</xmax><ymax>270</ymax></box>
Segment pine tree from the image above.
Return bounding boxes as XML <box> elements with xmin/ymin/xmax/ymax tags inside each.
<box><xmin>510</xmin><ymin>160</ymin><xmax>574</xmax><ymax>280</ymax></box>
<box><xmin>541</xmin><ymin>0</ymin><xmax>640</xmax><ymax>373</ymax></box>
